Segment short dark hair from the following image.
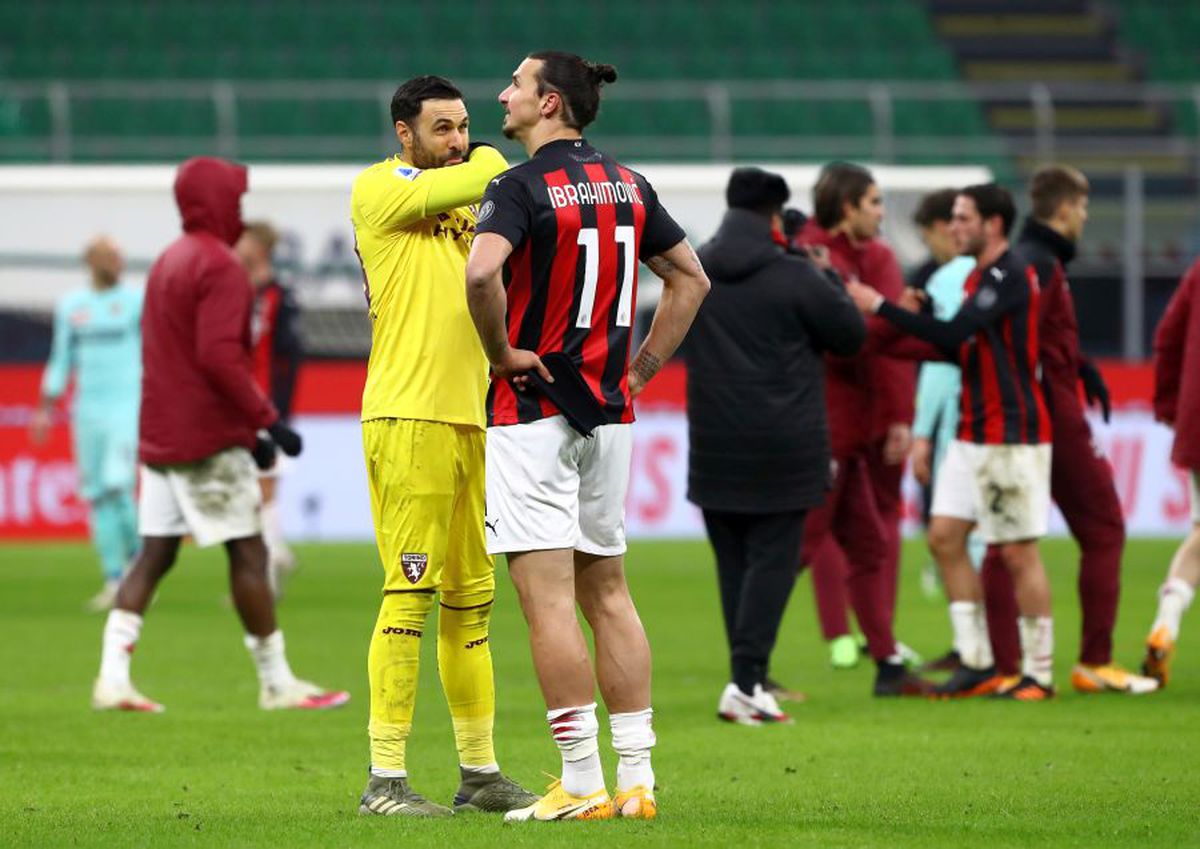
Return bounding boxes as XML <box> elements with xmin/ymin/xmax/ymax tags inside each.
<box><xmin>959</xmin><ymin>183</ymin><xmax>1017</xmax><ymax>236</ymax></box>
<box><xmin>726</xmin><ymin>167</ymin><xmax>790</xmax><ymax>216</ymax></box>
<box><xmin>528</xmin><ymin>50</ymin><xmax>617</xmax><ymax>131</ymax></box>
<box><xmin>390</xmin><ymin>75</ymin><xmax>463</xmax><ymax>126</ymax></box>
<box><xmin>1029</xmin><ymin>164</ymin><xmax>1089</xmax><ymax>221</ymax></box>
<box><xmin>912</xmin><ymin>188</ymin><xmax>959</xmax><ymax>229</ymax></box>
<box><xmin>813</xmin><ymin>161</ymin><xmax>875</xmax><ymax>230</ymax></box>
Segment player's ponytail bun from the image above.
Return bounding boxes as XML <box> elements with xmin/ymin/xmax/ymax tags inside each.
<box><xmin>588</xmin><ymin>63</ymin><xmax>618</xmax><ymax>85</ymax></box>
<box><xmin>529</xmin><ymin>50</ymin><xmax>617</xmax><ymax>130</ymax></box>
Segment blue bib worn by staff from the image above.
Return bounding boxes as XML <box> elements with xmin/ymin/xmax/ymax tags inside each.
<box><xmin>33</xmin><ymin>237</ymin><xmax>143</xmax><ymax>611</ymax></box>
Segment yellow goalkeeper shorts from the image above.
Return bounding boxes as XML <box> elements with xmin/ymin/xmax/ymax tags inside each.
<box><xmin>362</xmin><ymin>417</ymin><xmax>494</xmax><ymax>604</ymax></box>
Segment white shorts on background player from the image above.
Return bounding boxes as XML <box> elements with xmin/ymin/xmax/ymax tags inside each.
<box><xmin>139</xmin><ymin>447</ymin><xmax>262</xmax><ymax>546</ymax></box>
<box><xmin>1191</xmin><ymin>470</ymin><xmax>1200</xmax><ymax>525</ymax></box>
<box><xmin>931</xmin><ymin>439</ymin><xmax>1052</xmax><ymax>543</ymax></box>
<box><xmin>485</xmin><ymin>415</ymin><xmax>631</xmax><ymax>556</ymax></box>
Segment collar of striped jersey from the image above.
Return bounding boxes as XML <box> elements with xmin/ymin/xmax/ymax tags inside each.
<box><xmin>532</xmin><ymin>137</ymin><xmax>591</xmax><ymax>158</ymax></box>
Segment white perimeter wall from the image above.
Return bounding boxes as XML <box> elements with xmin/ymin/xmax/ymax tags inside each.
<box><xmin>0</xmin><ymin>163</ymin><xmax>991</xmax><ymax>308</ymax></box>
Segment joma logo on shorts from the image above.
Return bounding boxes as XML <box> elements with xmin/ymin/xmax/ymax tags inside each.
<box><xmin>381</xmin><ymin>626</ymin><xmax>422</xmax><ymax>637</ymax></box>
<box><xmin>463</xmin><ymin>637</ymin><xmax>489</xmax><ymax>650</ymax></box>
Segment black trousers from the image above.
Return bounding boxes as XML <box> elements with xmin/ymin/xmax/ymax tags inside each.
<box><xmin>702</xmin><ymin>508</ymin><xmax>807</xmax><ymax>695</ymax></box>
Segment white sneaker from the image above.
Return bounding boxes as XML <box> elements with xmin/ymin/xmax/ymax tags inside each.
<box><xmin>92</xmin><ymin>678</ymin><xmax>164</xmax><ymax>713</ymax></box>
<box><xmin>717</xmin><ymin>683</ymin><xmax>792</xmax><ymax>726</ymax></box>
<box><xmin>86</xmin><ymin>580</ymin><xmax>120</xmax><ymax>613</ymax></box>
<box><xmin>259</xmin><ymin>678</ymin><xmax>350</xmax><ymax>711</ymax></box>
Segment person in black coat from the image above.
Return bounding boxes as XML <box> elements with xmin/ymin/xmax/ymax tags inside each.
<box><xmin>687</xmin><ymin>167</ymin><xmax>866</xmax><ymax>724</ymax></box>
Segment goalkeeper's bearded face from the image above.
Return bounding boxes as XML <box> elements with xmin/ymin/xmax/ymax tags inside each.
<box><xmin>398</xmin><ymin>99</ymin><xmax>470</xmax><ymax>169</ymax></box>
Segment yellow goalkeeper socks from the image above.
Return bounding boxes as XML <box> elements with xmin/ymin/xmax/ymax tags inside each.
<box><xmin>367</xmin><ymin>591</ymin><xmax>433</xmax><ymax>773</ymax></box>
<box><xmin>437</xmin><ymin>597</ymin><xmax>497</xmax><ymax>768</ymax></box>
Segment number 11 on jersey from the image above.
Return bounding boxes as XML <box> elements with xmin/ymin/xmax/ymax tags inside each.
<box><xmin>575</xmin><ymin>225</ymin><xmax>636</xmax><ymax>329</ymax></box>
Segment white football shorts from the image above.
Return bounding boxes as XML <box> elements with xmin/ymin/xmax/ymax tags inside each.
<box><xmin>931</xmin><ymin>439</ymin><xmax>1052</xmax><ymax>544</ymax></box>
<box><xmin>139</xmin><ymin>447</ymin><xmax>262</xmax><ymax>546</ymax></box>
<box><xmin>485</xmin><ymin>416</ymin><xmax>631</xmax><ymax>557</ymax></box>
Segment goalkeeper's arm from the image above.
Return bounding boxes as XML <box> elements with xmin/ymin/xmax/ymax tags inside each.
<box><xmin>356</xmin><ymin>144</ymin><xmax>509</xmax><ymax>231</ymax></box>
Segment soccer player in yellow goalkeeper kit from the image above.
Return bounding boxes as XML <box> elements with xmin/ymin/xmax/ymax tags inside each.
<box><xmin>351</xmin><ymin>75</ymin><xmax>537</xmax><ymax>818</ymax></box>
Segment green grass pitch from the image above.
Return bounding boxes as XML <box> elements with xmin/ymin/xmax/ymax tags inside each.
<box><xmin>1</xmin><ymin>538</ymin><xmax>1197</xmax><ymax>848</ymax></box>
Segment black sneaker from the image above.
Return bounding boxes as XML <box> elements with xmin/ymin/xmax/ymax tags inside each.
<box><xmin>452</xmin><ymin>769</ymin><xmax>539</xmax><ymax>813</ymax></box>
<box><xmin>873</xmin><ymin>660</ymin><xmax>935</xmax><ymax>697</ymax></box>
<box><xmin>918</xmin><ymin>649</ymin><xmax>961</xmax><ymax>674</ymax></box>
<box><xmin>931</xmin><ymin>664</ymin><xmax>1004</xmax><ymax>699</ymax></box>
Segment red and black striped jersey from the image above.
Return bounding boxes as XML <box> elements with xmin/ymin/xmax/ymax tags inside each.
<box><xmin>957</xmin><ymin>250</ymin><xmax>1052</xmax><ymax>445</ymax></box>
<box><xmin>250</xmin><ymin>280</ymin><xmax>303</xmax><ymax>421</ymax></box>
<box><xmin>474</xmin><ymin>138</ymin><xmax>685</xmax><ymax>427</ymax></box>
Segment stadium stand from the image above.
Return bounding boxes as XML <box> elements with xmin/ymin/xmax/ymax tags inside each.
<box><xmin>1</xmin><ymin>1</ymin><xmax>1197</xmax><ymax>357</ymax></box>
<box><xmin>0</xmin><ymin>0</ymin><xmax>999</xmax><ymax>168</ymax></box>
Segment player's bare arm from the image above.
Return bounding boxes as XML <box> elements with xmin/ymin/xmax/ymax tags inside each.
<box><xmin>465</xmin><ymin>232</ymin><xmax>551</xmax><ymax>389</ymax></box>
<box><xmin>631</xmin><ymin>239</ymin><xmax>710</xmax><ymax>397</ymax></box>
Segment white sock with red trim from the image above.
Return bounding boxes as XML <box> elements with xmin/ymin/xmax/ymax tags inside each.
<box><xmin>99</xmin><ymin>609</ymin><xmax>142</xmax><ymax>687</ymax></box>
<box><xmin>547</xmin><ymin>702</ymin><xmax>604</xmax><ymax>797</ymax></box>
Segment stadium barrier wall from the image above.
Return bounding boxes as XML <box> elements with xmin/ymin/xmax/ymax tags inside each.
<box><xmin>1</xmin><ymin>361</ymin><xmax>1191</xmax><ymax>542</ymax></box>
<box><xmin>0</xmin><ymin>163</ymin><xmax>991</xmax><ymax>309</ymax></box>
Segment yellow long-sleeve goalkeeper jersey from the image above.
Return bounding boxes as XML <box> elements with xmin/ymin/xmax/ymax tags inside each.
<box><xmin>352</xmin><ymin>144</ymin><xmax>508</xmax><ymax>427</ymax></box>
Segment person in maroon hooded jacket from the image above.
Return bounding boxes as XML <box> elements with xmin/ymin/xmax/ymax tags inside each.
<box><xmin>1141</xmin><ymin>252</ymin><xmax>1200</xmax><ymax>687</ymax></box>
<box><xmin>91</xmin><ymin>157</ymin><xmax>348</xmax><ymax>714</ymax></box>
<box><xmin>793</xmin><ymin>162</ymin><xmax>928</xmax><ymax>695</ymax></box>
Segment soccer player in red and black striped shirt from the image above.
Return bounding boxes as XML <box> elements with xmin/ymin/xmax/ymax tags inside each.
<box><xmin>981</xmin><ymin>167</ymin><xmax>1157</xmax><ymax>694</ymax></box>
<box><xmin>848</xmin><ymin>183</ymin><xmax>1057</xmax><ymax>701</ymax></box>
<box><xmin>237</xmin><ymin>221</ymin><xmax>304</xmax><ymax>595</ymax></box>
<box><xmin>466</xmin><ymin>52</ymin><xmax>709</xmax><ymax>821</ymax></box>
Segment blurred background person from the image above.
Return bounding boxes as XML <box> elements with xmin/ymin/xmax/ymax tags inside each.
<box><xmin>92</xmin><ymin>156</ymin><xmax>346</xmax><ymax>714</ymax></box>
<box><xmin>30</xmin><ymin>237</ymin><xmax>142</xmax><ymax>611</ymax></box>
<box><xmin>687</xmin><ymin>167</ymin><xmax>865</xmax><ymax>722</ymax></box>
<box><xmin>907</xmin><ymin>189</ymin><xmax>985</xmax><ymax>670</ymax></box>
<box><xmin>1143</xmin><ymin>250</ymin><xmax>1200</xmax><ymax>688</ymax></box>
<box><xmin>237</xmin><ymin>220</ymin><xmax>304</xmax><ymax>597</ymax></box>
<box><xmin>852</xmin><ymin>184</ymin><xmax>1058</xmax><ymax>701</ymax></box>
<box><xmin>794</xmin><ymin>162</ymin><xmax>926</xmax><ymax>689</ymax></box>
<box><xmin>980</xmin><ymin>166</ymin><xmax>1156</xmax><ymax>695</ymax></box>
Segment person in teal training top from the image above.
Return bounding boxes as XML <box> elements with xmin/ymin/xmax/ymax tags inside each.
<box><xmin>908</xmin><ymin>193</ymin><xmax>985</xmax><ymax>619</ymax></box>
<box><xmin>31</xmin><ymin>236</ymin><xmax>143</xmax><ymax>611</ymax></box>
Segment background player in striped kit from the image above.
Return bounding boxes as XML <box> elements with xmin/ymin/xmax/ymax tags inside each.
<box><xmin>237</xmin><ymin>221</ymin><xmax>303</xmax><ymax>596</ymax></box>
<box><xmin>980</xmin><ymin>166</ymin><xmax>1157</xmax><ymax>695</ymax></box>
<box><xmin>31</xmin><ymin>236</ymin><xmax>142</xmax><ymax>611</ymax></box>
<box><xmin>466</xmin><ymin>51</ymin><xmax>709</xmax><ymax>821</ymax></box>
<box><xmin>848</xmin><ymin>184</ymin><xmax>1059</xmax><ymax>701</ymax></box>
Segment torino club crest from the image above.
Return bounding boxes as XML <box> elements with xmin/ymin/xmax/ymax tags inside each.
<box><xmin>401</xmin><ymin>553</ymin><xmax>428</xmax><ymax>584</ymax></box>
